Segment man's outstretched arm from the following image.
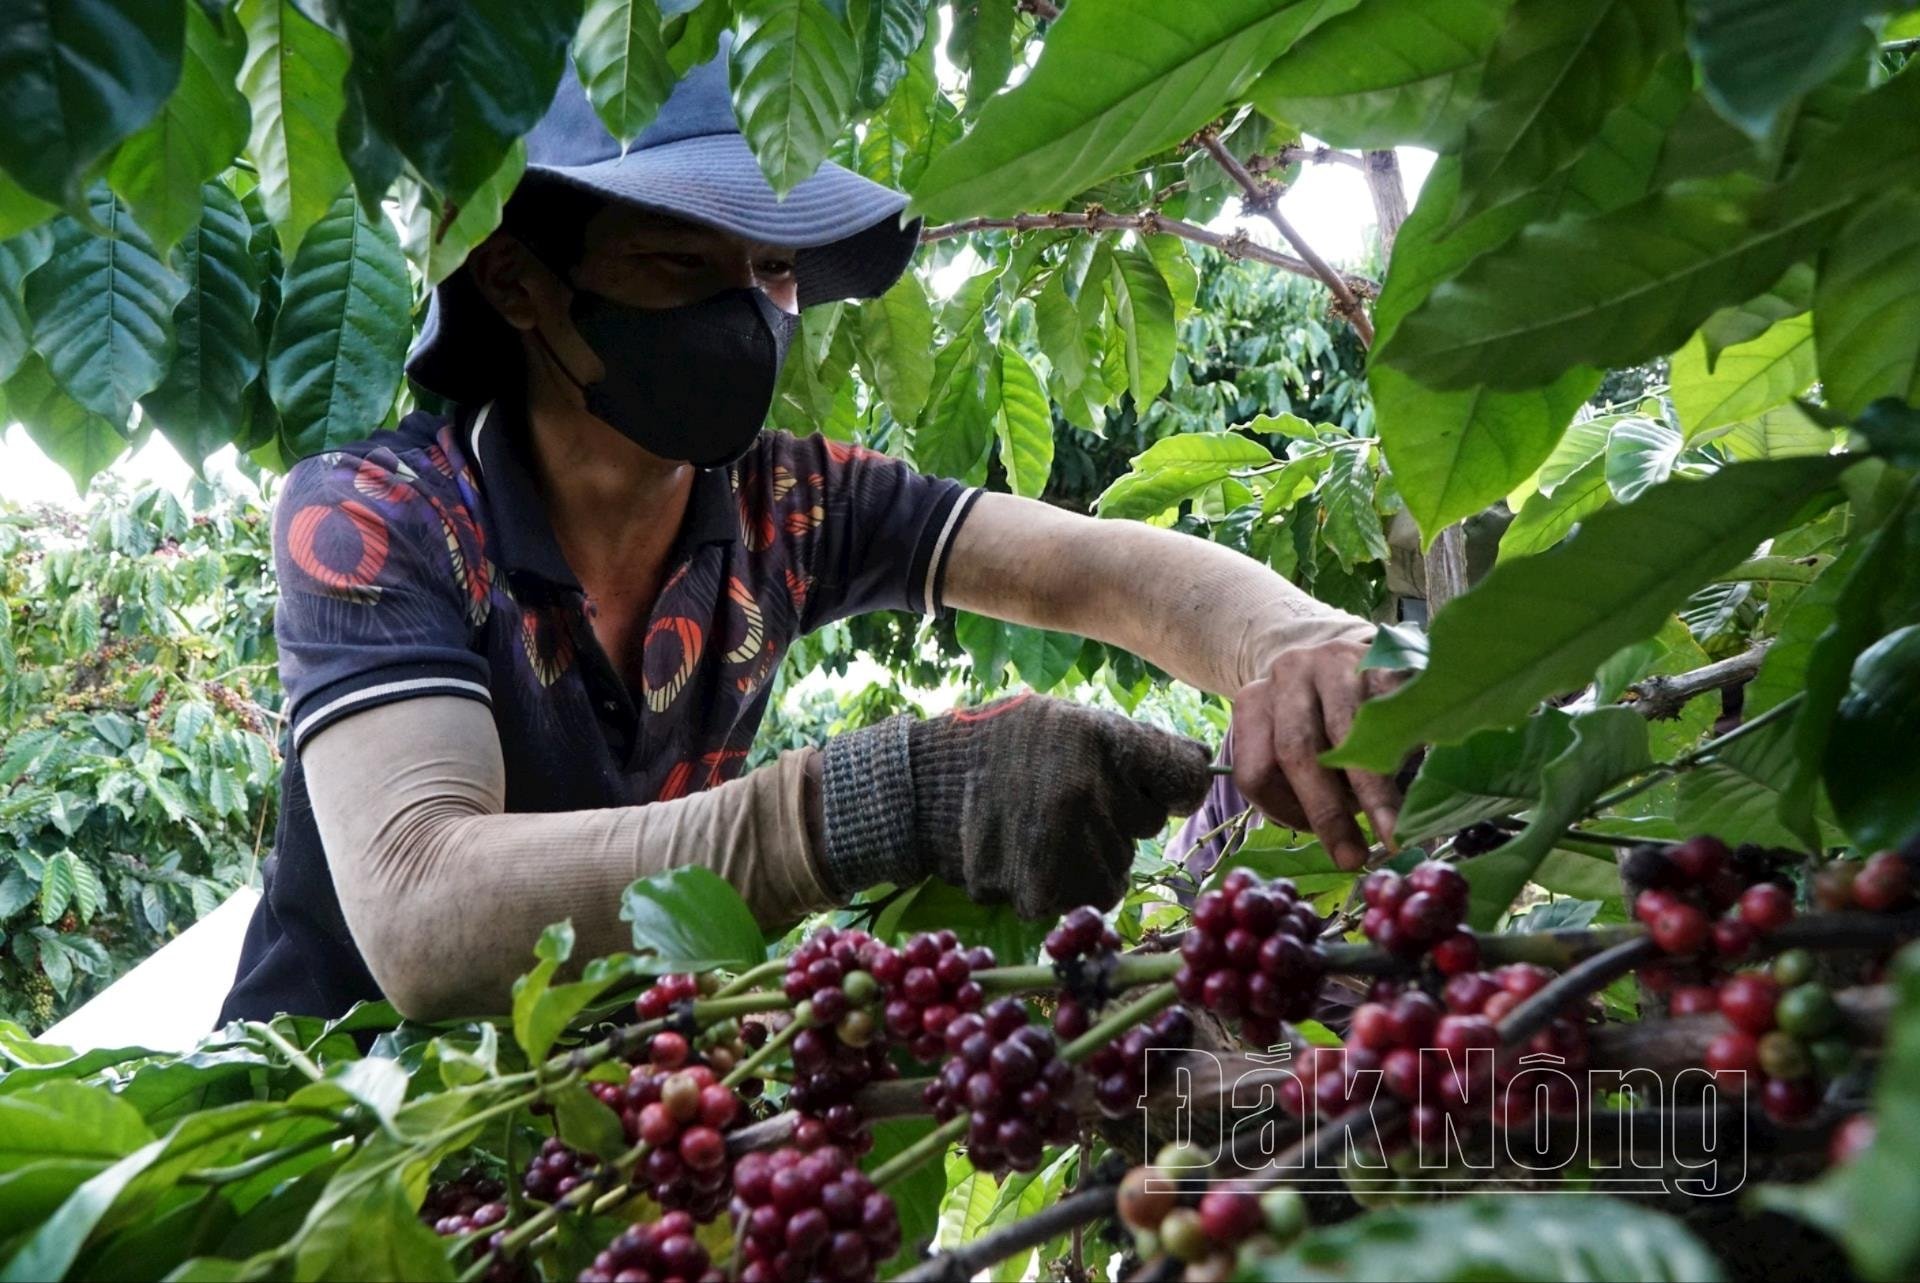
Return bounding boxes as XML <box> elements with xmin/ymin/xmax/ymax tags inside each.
<box><xmin>942</xmin><ymin>492</ymin><xmax>1402</xmax><ymax>869</ymax></box>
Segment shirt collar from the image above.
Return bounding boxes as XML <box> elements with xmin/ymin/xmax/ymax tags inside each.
<box><xmin>464</xmin><ymin>401</ymin><xmax>740</xmax><ymax>594</ymax></box>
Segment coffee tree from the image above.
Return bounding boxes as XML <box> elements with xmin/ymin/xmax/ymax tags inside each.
<box><xmin>2</xmin><ymin>0</ymin><xmax>1919</xmax><ymax>1280</ymax></box>
<box><xmin>0</xmin><ymin>480</ymin><xmax>278</xmax><ymax>1030</ymax></box>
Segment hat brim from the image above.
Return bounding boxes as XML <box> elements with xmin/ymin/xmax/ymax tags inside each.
<box><xmin>406</xmin><ymin>135</ymin><xmax>920</xmax><ymax>405</ymax></box>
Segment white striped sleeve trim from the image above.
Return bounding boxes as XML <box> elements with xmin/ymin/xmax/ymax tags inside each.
<box><xmin>292</xmin><ymin>677</ymin><xmax>492</xmax><ymax>751</ymax></box>
<box><xmin>919</xmin><ymin>488</ymin><xmax>981</xmax><ymax>615</ymax></box>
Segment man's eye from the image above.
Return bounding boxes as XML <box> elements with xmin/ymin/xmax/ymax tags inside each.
<box><xmin>757</xmin><ymin>259</ymin><xmax>796</xmax><ymax>278</ymax></box>
<box><xmin>639</xmin><ymin>252</ymin><xmax>705</xmax><ymax>269</ymax></box>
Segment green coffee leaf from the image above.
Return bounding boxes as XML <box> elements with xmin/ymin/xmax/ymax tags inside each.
<box><xmin>1674</xmin><ymin>709</ymin><xmax>1813</xmax><ymax>850</ymax></box>
<box><xmin>620</xmin><ymin>865</ymin><xmax>765</xmax><ymax>975</ymax></box>
<box><xmin>1453</xmin><ymin>0</ymin><xmax>1680</xmax><ymax>221</ymax></box>
<box><xmin>24</xmin><ymin>190</ymin><xmax>185</xmax><ymax>424</ymax></box>
<box><xmin>1330</xmin><ymin>454</ymin><xmax>1851</xmax><ymax>772</ymax></box>
<box><xmin>1687</xmin><ymin>0</ymin><xmax>1877</xmax><ymax>140</ymax></box>
<box><xmin>575</xmin><ymin>0</ymin><xmax>678</xmax><ymax>145</ymax></box>
<box><xmin>1107</xmin><ymin>244</ymin><xmax>1175</xmax><ymax>408</ymax></box>
<box><xmin>909</xmin><ymin>0</ymin><xmax>1359</xmax><ymax>220</ymax></box>
<box><xmin>1499</xmin><ymin>451</ymin><xmax>1611</xmax><ymax>562</ymax></box>
<box><xmin>4</xmin><ymin>356</ymin><xmax>129</xmax><ymax>491</ymax></box>
<box><xmin>143</xmin><ymin>184</ymin><xmax>264</xmax><ymax>472</ymax></box>
<box><xmin>1698</xmin><ymin>261</ymin><xmax>1811</xmax><ymax>370</ymax></box>
<box><xmin>1396</xmin><ymin>709</ymin><xmax>1578</xmax><ymax>845</ymax></box>
<box><xmin>1458</xmin><ymin>709</ymin><xmax>1649</xmax><ymax>927</ymax></box>
<box><xmin>855</xmin><ymin>0</ymin><xmax>928</xmax><ymax>110</ymax></box>
<box><xmin>858</xmin><ymin>271</ymin><xmax>935</xmax><ymax>426</ymax></box>
<box><xmin>1813</xmin><ymin>190</ymin><xmax>1920</xmax><ymax>419</ymax></box>
<box><xmin>1095</xmin><ymin>432</ymin><xmax>1274</xmax><ymax>521</ymax></box>
<box><xmin>1604</xmin><ymin>417</ymin><xmax>1682</xmax><ymax>502</ymax></box>
<box><xmin>1672</xmin><ymin>311</ymin><xmax>1816</xmax><ymax>441</ymax></box>
<box><xmin>106</xmin><ymin>4</ymin><xmax>250</xmax><ymax>255</ymax></box>
<box><xmin>1246</xmin><ymin>0</ymin><xmax>1506</xmax><ymax>150</ymax></box>
<box><xmin>238</xmin><ymin>0</ymin><xmax>352</xmax><ymax>259</ymax></box>
<box><xmin>1824</xmin><ymin>625</ymin><xmax>1920</xmax><ymax>851</ymax></box>
<box><xmin>342</xmin><ymin>0</ymin><xmax>580</xmax><ymax>210</ymax></box>
<box><xmin>730</xmin><ymin>0</ymin><xmax>860</xmax><ymax>194</ymax></box>
<box><xmin>993</xmin><ymin>342</ymin><xmax>1053</xmax><ymax>499</ymax></box>
<box><xmin>265</xmin><ymin>193</ymin><xmax>410</xmax><ymax>458</ymax></box>
<box><xmin>0</xmin><ymin>0</ymin><xmax>186</xmax><ymax>208</ymax></box>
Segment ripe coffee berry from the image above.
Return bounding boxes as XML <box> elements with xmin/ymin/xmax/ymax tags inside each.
<box><xmin>1668</xmin><ymin>835</ymin><xmax>1730</xmax><ymax>884</ymax></box>
<box><xmin>1852</xmin><ymin>851</ymin><xmax>1913</xmax><ymax>912</ymax></box>
<box><xmin>1647</xmin><ymin>901</ymin><xmax>1710</xmax><ymax>955</ymax></box>
<box><xmin>923</xmin><ymin>999</ymin><xmax>1077</xmax><ymax>1172</ymax></box>
<box><xmin>578</xmin><ymin>1211</ymin><xmax>724</xmax><ymax>1283</ymax></box>
<box><xmin>1451</xmin><ymin>821</ymin><xmax>1510</xmax><ymax>856</ymax></box>
<box><xmin>1430</xmin><ymin>929</ymin><xmax>1481</xmax><ymax>976</ymax></box>
<box><xmin>1175</xmin><ymin>868</ymin><xmax>1326</xmax><ymax>1046</ymax></box>
<box><xmin>1738</xmin><ymin>883</ymin><xmax>1794</xmax><ymax>933</ymax></box>
<box><xmin>1045</xmin><ymin>905</ymin><xmax>1121</xmax><ymax>965</ymax></box>
<box><xmin>1717</xmin><ymin>973</ymin><xmax>1781</xmax><ymax>1036</ymax></box>
<box><xmin>1196</xmin><ymin>1188</ymin><xmax>1262</xmax><ymax>1244</ymax></box>
<box><xmin>591</xmin><ymin>1061</ymin><xmax>741</xmax><ymax>1219</ymax></box>
<box><xmin>1083</xmin><ymin>1008</ymin><xmax>1194</xmax><ymax>1118</ymax></box>
<box><xmin>731</xmin><ymin>1145</ymin><xmax>900</xmax><ymax>1283</ymax></box>
<box><xmin>878</xmin><ymin>930</ymin><xmax>995</xmax><ymax>1063</ymax></box>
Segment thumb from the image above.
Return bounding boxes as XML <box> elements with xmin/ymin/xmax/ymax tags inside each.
<box><xmin>1111</xmin><ymin>720</ymin><xmax>1213</xmax><ymax>815</ymax></box>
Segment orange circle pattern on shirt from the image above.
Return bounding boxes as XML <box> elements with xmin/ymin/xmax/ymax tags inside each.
<box><xmin>643</xmin><ymin>616</ymin><xmax>705</xmax><ymax>713</ymax></box>
<box><xmin>287</xmin><ymin>501</ymin><xmax>389</xmax><ymax>598</ymax></box>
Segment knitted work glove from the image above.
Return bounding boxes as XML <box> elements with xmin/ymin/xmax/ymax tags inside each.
<box><xmin>819</xmin><ymin>693</ymin><xmax>1212</xmax><ymax>917</ymax></box>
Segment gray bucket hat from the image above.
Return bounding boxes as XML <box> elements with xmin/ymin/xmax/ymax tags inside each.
<box><xmin>406</xmin><ymin>38</ymin><xmax>919</xmax><ymax>405</ymax></box>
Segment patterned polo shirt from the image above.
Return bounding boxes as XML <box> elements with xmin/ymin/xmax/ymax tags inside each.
<box><xmin>219</xmin><ymin>402</ymin><xmax>976</xmax><ymax>1022</ymax></box>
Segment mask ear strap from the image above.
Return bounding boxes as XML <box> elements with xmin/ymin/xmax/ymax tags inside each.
<box><xmin>531</xmin><ymin>322</ymin><xmax>593</xmax><ymax>395</ymax></box>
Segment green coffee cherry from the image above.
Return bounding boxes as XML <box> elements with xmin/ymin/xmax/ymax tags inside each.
<box><xmin>1771</xmin><ymin>948</ymin><xmax>1816</xmax><ymax>988</ymax></box>
<box><xmin>842</xmin><ymin>970</ymin><xmax>880</xmax><ymax>1005</ymax></box>
<box><xmin>1160</xmin><ymin>1208</ymin><xmax>1208</xmax><ymax>1263</ymax></box>
<box><xmin>1757</xmin><ymin>1031</ymin><xmax>1812</xmax><ymax>1080</ymax></box>
<box><xmin>1261</xmin><ymin>1187</ymin><xmax>1307</xmax><ymax>1242</ymax></box>
<box><xmin>1776</xmin><ymin>984</ymin><xmax>1840</xmax><ymax>1039</ymax></box>
<box><xmin>1153</xmin><ymin>1141</ymin><xmax>1213</xmax><ymax>1172</ymax></box>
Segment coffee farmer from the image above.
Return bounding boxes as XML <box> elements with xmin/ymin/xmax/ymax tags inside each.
<box><xmin>219</xmin><ymin>47</ymin><xmax>1398</xmax><ymax>1024</ymax></box>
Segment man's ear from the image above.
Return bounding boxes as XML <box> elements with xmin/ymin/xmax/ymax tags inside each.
<box><xmin>465</xmin><ymin>234</ymin><xmax>553</xmax><ymax>333</ymax></box>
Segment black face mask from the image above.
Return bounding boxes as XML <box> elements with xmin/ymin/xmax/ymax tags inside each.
<box><xmin>536</xmin><ymin>285</ymin><xmax>799</xmax><ymax>469</ymax></box>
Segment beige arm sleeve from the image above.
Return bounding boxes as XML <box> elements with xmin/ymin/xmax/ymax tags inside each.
<box><xmin>943</xmin><ymin>492</ymin><xmax>1375</xmax><ymax>698</ymax></box>
<box><xmin>303</xmin><ymin>695</ymin><xmax>834</xmax><ymax>1023</ymax></box>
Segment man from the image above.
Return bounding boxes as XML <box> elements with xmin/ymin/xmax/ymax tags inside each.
<box><xmin>219</xmin><ymin>47</ymin><xmax>1398</xmax><ymax>1025</ymax></box>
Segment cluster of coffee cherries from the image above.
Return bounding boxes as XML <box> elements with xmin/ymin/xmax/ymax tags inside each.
<box><xmin>875</xmin><ymin>930</ymin><xmax>995</xmax><ymax>1062</ymax></box>
<box><xmin>421</xmin><ymin>1170</ymin><xmax>527</xmax><ymax>1281</ymax></box>
<box><xmin>1045</xmin><ymin>905</ymin><xmax>1124</xmax><ymax>1046</ymax></box>
<box><xmin>1115</xmin><ymin>1145</ymin><xmax>1308</xmax><ymax>1282</ymax></box>
<box><xmin>1080</xmin><ymin>1008</ymin><xmax>1196</xmax><ymax>1119</ymax></box>
<box><xmin>587</xmin><ymin>1040</ymin><xmax>740</xmax><ymax>1220</ymax></box>
<box><xmin>1630</xmin><ymin>836</ymin><xmax>1796</xmax><ymax>959</ymax></box>
<box><xmin>576</xmin><ymin>1212</ymin><xmax>723</xmax><ymax>1283</ymax></box>
<box><xmin>1695</xmin><ymin>948</ymin><xmax>1853</xmax><ymax>1125</ymax></box>
<box><xmin>1813</xmin><ymin>850</ymin><xmax>1914</xmax><ymax>915</ymax></box>
<box><xmin>521</xmin><ymin>1137</ymin><xmax>599</xmax><ymax>1204</ymax></box>
<box><xmin>631</xmin><ymin>973</ymin><xmax>766</xmax><ymax>1094</ymax></box>
<box><xmin>1175</xmin><ymin>869</ymin><xmax>1328</xmax><ymax>1046</ymax></box>
<box><xmin>420</xmin><ymin>1167</ymin><xmax>506</xmax><ymax>1237</ymax></box>
<box><xmin>924</xmin><ymin>998</ymin><xmax>1078</xmax><ymax>1173</ymax></box>
<box><xmin>1360</xmin><ymin>861</ymin><xmax>1471</xmax><ymax>960</ymax></box>
<box><xmin>781</xmin><ymin>927</ymin><xmax>901</xmax><ymax>1129</ymax></box>
<box><xmin>730</xmin><ymin>1145</ymin><xmax>902</xmax><ymax>1283</ymax></box>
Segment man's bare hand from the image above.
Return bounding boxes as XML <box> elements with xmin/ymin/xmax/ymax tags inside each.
<box><xmin>1229</xmin><ymin>638</ymin><xmax>1404</xmax><ymax>871</ymax></box>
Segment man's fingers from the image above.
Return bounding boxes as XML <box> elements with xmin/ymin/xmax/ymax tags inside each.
<box><xmin>1274</xmin><ymin>694</ymin><xmax>1370</xmax><ymax>871</ymax></box>
<box><xmin>1324</xmin><ymin>666</ymin><xmax>1402</xmax><ymax>850</ymax></box>
<box><xmin>1231</xmin><ymin>697</ymin><xmax>1307</xmax><ymax>829</ymax></box>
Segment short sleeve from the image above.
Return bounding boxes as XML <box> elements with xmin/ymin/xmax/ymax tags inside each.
<box><xmin>766</xmin><ymin>433</ymin><xmax>980</xmax><ymax>630</ymax></box>
<box><xmin>273</xmin><ymin>449</ymin><xmax>492</xmax><ymax>753</ymax></box>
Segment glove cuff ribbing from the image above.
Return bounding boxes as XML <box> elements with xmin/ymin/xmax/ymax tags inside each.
<box><xmin>819</xmin><ymin>714</ymin><xmax>919</xmax><ymax>897</ymax></box>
